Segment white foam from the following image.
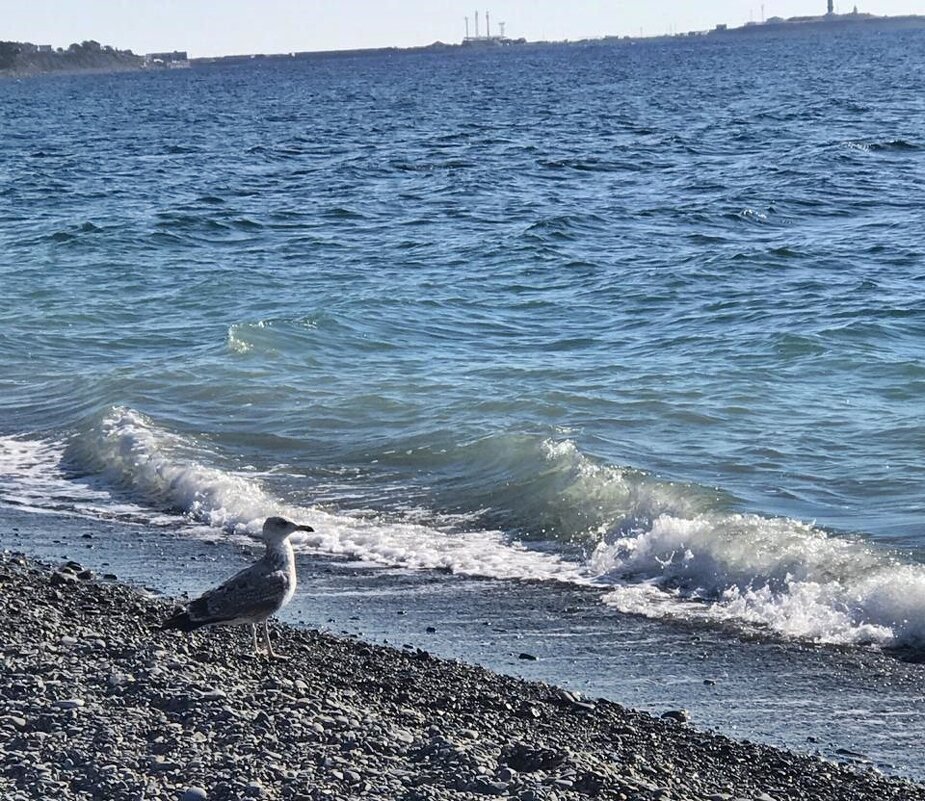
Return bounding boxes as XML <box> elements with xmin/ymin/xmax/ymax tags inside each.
<box><xmin>592</xmin><ymin>513</ymin><xmax>925</xmax><ymax>648</ymax></box>
<box><xmin>0</xmin><ymin>435</ymin><xmax>153</xmax><ymax>523</ymax></box>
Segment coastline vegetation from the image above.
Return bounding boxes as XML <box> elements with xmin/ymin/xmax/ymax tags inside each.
<box><xmin>0</xmin><ymin>40</ymin><xmax>142</xmax><ymax>76</ymax></box>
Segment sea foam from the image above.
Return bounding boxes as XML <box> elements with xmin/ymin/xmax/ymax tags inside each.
<box><xmin>592</xmin><ymin>513</ymin><xmax>925</xmax><ymax>647</ymax></box>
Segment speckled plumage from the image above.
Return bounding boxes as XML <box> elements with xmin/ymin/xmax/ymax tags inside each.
<box><xmin>162</xmin><ymin>517</ymin><xmax>313</xmax><ymax>657</ymax></box>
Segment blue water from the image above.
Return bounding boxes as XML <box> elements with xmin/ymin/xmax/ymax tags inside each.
<box><xmin>1</xmin><ymin>30</ymin><xmax>924</xmax><ymax>653</ymax></box>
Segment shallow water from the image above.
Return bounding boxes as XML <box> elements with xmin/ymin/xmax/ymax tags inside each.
<box><xmin>1</xmin><ymin>27</ymin><xmax>924</xmax><ymax>775</ymax></box>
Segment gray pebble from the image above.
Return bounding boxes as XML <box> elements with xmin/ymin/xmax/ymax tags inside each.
<box><xmin>53</xmin><ymin>699</ymin><xmax>85</xmax><ymax>710</ymax></box>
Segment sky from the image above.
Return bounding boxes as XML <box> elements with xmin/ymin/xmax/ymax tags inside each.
<box><xmin>3</xmin><ymin>0</ymin><xmax>924</xmax><ymax>57</ymax></box>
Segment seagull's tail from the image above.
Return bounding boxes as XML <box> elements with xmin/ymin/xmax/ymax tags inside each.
<box><xmin>161</xmin><ymin>609</ymin><xmax>207</xmax><ymax>632</ymax></box>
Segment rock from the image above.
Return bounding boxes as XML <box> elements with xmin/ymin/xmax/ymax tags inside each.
<box><xmin>180</xmin><ymin>788</ymin><xmax>208</xmax><ymax>801</ymax></box>
<box><xmin>501</xmin><ymin>742</ymin><xmax>566</xmax><ymax>773</ymax></box>
<box><xmin>661</xmin><ymin>709</ymin><xmax>690</xmax><ymax>723</ymax></box>
<box><xmin>53</xmin><ymin>699</ymin><xmax>85</xmax><ymax>710</ymax></box>
<box><xmin>473</xmin><ymin>777</ymin><xmax>508</xmax><ymax>795</ymax></box>
<box><xmin>516</xmin><ymin>702</ymin><xmax>541</xmax><ymax>719</ymax></box>
<box><xmin>518</xmin><ymin>652</ymin><xmax>538</xmax><ymax>661</ymax></box>
<box><xmin>50</xmin><ymin>571</ymin><xmax>76</xmax><ymax>587</ymax></box>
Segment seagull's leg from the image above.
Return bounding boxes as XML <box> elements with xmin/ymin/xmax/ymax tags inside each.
<box><xmin>263</xmin><ymin>619</ymin><xmax>287</xmax><ymax>660</ymax></box>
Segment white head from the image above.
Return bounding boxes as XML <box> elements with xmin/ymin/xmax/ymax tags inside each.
<box><xmin>262</xmin><ymin>516</ymin><xmax>314</xmax><ymax>543</ymax></box>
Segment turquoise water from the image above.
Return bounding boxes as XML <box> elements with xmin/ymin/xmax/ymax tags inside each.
<box><xmin>1</xmin><ymin>30</ymin><xmax>924</xmax><ymax>650</ymax></box>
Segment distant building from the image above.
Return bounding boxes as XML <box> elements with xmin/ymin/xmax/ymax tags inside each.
<box><xmin>36</xmin><ymin>44</ymin><xmax>53</xmax><ymax>53</ymax></box>
<box><xmin>827</xmin><ymin>0</ymin><xmax>835</xmax><ymax>14</ymax></box>
<box><xmin>462</xmin><ymin>9</ymin><xmax>519</xmax><ymax>47</ymax></box>
<box><xmin>144</xmin><ymin>51</ymin><xmax>190</xmax><ymax>68</ymax></box>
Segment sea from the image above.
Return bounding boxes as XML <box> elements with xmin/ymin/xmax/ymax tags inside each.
<box><xmin>2</xmin><ymin>26</ymin><xmax>924</xmax><ymax>778</ymax></box>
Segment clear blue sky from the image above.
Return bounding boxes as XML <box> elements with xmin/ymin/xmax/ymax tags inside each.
<box><xmin>3</xmin><ymin>1</ymin><xmax>923</xmax><ymax>57</ymax></box>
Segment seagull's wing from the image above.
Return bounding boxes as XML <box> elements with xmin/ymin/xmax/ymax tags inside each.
<box><xmin>187</xmin><ymin>561</ymin><xmax>290</xmax><ymax>625</ymax></box>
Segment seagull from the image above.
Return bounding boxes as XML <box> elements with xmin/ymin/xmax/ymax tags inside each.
<box><xmin>162</xmin><ymin>516</ymin><xmax>313</xmax><ymax>659</ymax></box>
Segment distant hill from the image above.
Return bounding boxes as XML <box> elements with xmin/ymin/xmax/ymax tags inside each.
<box><xmin>0</xmin><ymin>40</ymin><xmax>143</xmax><ymax>76</ymax></box>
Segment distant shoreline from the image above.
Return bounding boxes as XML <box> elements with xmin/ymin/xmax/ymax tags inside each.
<box><xmin>4</xmin><ymin>12</ymin><xmax>924</xmax><ymax>80</ymax></box>
<box><xmin>192</xmin><ymin>12</ymin><xmax>925</xmax><ymax>66</ymax></box>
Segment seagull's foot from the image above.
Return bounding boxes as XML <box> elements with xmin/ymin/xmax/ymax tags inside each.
<box><xmin>250</xmin><ymin>645</ymin><xmax>288</xmax><ymax>661</ymax></box>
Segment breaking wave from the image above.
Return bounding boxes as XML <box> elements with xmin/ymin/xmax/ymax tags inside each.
<box><xmin>61</xmin><ymin>407</ymin><xmax>586</xmax><ymax>583</ymax></box>
<box><xmin>592</xmin><ymin>514</ymin><xmax>925</xmax><ymax>648</ymax></box>
<box><xmin>4</xmin><ymin>406</ymin><xmax>925</xmax><ymax>650</ymax></box>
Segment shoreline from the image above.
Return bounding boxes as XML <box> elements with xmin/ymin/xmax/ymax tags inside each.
<box><xmin>6</xmin><ymin>11</ymin><xmax>923</xmax><ymax>82</ymax></box>
<box><xmin>2</xmin><ymin>551</ymin><xmax>923</xmax><ymax>801</ymax></box>
<box><xmin>3</xmin><ymin>505</ymin><xmax>925</xmax><ymax>782</ymax></box>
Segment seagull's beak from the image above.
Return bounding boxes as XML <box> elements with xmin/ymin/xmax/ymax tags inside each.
<box><xmin>295</xmin><ymin>524</ymin><xmax>314</xmax><ymax>532</ymax></box>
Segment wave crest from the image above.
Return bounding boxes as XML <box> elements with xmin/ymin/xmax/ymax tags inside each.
<box><xmin>426</xmin><ymin>434</ymin><xmax>716</xmax><ymax>544</ymax></box>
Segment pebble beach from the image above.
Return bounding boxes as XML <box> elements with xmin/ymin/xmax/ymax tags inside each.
<box><xmin>2</xmin><ymin>551</ymin><xmax>923</xmax><ymax>801</ymax></box>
